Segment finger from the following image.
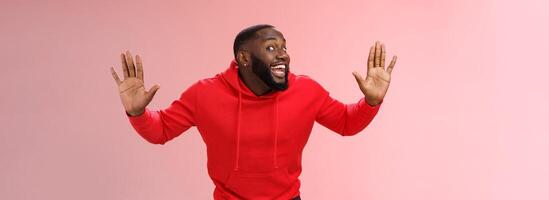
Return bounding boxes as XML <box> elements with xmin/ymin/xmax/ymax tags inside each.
<box><xmin>110</xmin><ymin>67</ymin><xmax>122</xmax><ymax>85</ymax></box>
<box><xmin>145</xmin><ymin>84</ymin><xmax>160</xmax><ymax>102</ymax></box>
<box><xmin>120</xmin><ymin>53</ymin><xmax>129</xmax><ymax>79</ymax></box>
<box><xmin>352</xmin><ymin>71</ymin><xmax>365</xmax><ymax>86</ymax></box>
<box><xmin>374</xmin><ymin>41</ymin><xmax>381</xmax><ymax>68</ymax></box>
<box><xmin>367</xmin><ymin>45</ymin><xmax>375</xmax><ymax>70</ymax></box>
<box><xmin>136</xmin><ymin>55</ymin><xmax>144</xmax><ymax>81</ymax></box>
<box><xmin>381</xmin><ymin>43</ymin><xmax>386</xmax><ymax>69</ymax></box>
<box><xmin>387</xmin><ymin>56</ymin><xmax>397</xmax><ymax>74</ymax></box>
<box><xmin>125</xmin><ymin>50</ymin><xmax>136</xmax><ymax>77</ymax></box>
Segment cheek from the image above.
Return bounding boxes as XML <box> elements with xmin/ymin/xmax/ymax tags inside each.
<box><xmin>263</xmin><ymin>54</ymin><xmax>275</xmax><ymax>62</ymax></box>
<box><xmin>253</xmin><ymin>51</ymin><xmax>270</xmax><ymax>62</ymax></box>
<box><xmin>259</xmin><ymin>51</ymin><xmax>276</xmax><ymax>60</ymax></box>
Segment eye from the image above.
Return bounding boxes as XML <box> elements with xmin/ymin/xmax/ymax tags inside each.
<box><xmin>266</xmin><ymin>46</ymin><xmax>275</xmax><ymax>51</ymax></box>
<box><xmin>282</xmin><ymin>47</ymin><xmax>287</xmax><ymax>52</ymax></box>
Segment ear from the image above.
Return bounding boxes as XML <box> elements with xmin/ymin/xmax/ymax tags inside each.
<box><xmin>236</xmin><ymin>50</ymin><xmax>250</xmax><ymax>68</ymax></box>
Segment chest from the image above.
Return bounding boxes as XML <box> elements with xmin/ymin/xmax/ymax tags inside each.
<box><xmin>196</xmin><ymin>93</ymin><xmax>319</xmax><ymax>146</ymax></box>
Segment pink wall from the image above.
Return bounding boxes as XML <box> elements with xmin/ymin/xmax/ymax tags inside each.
<box><xmin>1</xmin><ymin>0</ymin><xmax>548</xmax><ymax>199</ymax></box>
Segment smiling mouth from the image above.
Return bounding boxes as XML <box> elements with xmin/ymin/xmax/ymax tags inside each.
<box><xmin>270</xmin><ymin>64</ymin><xmax>286</xmax><ymax>78</ymax></box>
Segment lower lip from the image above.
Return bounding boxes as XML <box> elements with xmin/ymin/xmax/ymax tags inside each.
<box><xmin>271</xmin><ymin>69</ymin><xmax>286</xmax><ymax>78</ymax></box>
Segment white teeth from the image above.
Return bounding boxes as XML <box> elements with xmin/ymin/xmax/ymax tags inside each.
<box><xmin>270</xmin><ymin>64</ymin><xmax>286</xmax><ymax>78</ymax></box>
<box><xmin>271</xmin><ymin>64</ymin><xmax>286</xmax><ymax>69</ymax></box>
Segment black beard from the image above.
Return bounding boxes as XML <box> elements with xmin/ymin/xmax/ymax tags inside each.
<box><xmin>251</xmin><ymin>54</ymin><xmax>288</xmax><ymax>91</ymax></box>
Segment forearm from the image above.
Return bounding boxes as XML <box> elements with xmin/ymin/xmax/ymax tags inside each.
<box><xmin>128</xmin><ymin>108</ymin><xmax>170</xmax><ymax>144</ymax></box>
<box><xmin>316</xmin><ymin>97</ymin><xmax>381</xmax><ymax>136</ymax></box>
<box><xmin>340</xmin><ymin>98</ymin><xmax>381</xmax><ymax>135</ymax></box>
<box><xmin>128</xmin><ymin>107</ymin><xmax>193</xmax><ymax>145</ymax></box>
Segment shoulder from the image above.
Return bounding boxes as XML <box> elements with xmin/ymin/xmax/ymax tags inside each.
<box><xmin>290</xmin><ymin>74</ymin><xmax>328</xmax><ymax>94</ymax></box>
<box><xmin>176</xmin><ymin>75</ymin><xmax>219</xmax><ymax>96</ymax></box>
<box><xmin>293</xmin><ymin>74</ymin><xmax>317</xmax><ymax>85</ymax></box>
<box><xmin>192</xmin><ymin>74</ymin><xmax>225</xmax><ymax>88</ymax></box>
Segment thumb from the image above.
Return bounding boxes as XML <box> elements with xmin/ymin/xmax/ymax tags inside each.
<box><xmin>145</xmin><ymin>84</ymin><xmax>160</xmax><ymax>101</ymax></box>
<box><xmin>352</xmin><ymin>71</ymin><xmax>364</xmax><ymax>85</ymax></box>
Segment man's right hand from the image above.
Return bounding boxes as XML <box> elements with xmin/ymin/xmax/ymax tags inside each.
<box><xmin>111</xmin><ymin>50</ymin><xmax>160</xmax><ymax>116</ymax></box>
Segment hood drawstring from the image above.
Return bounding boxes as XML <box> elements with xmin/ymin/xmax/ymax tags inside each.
<box><xmin>273</xmin><ymin>96</ymin><xmax>279</xmax><ymax>169</ymax></box>
<box><xmin>234</xmin><ymin>84</ymin><xmax>242</xmax><ymax>171</ymax></box>
<box><xmin>232</xmin><ymin>63</ymin><xmax>280</xmax><ymax>171</ymax></box>
<box><xmin>233</xmin><ymin>91</ymin><xmax>280</xmax><ymax>171</ymax></box>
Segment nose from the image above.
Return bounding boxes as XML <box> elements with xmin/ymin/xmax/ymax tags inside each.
<box><xmin>276</xmin><ymin>49</ymin><xmax>289</xmax><ymax>61</ymax></box>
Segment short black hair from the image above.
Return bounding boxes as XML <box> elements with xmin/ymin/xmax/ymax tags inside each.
<box><xmin>233</xmin><ymin>24</ymin><xmax>275</xmax><ymax>58</ymax></box>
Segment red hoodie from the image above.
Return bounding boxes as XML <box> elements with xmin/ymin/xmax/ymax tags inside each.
<box><xmin>128</xmin><ymin>60</ymin><xmax>381</xmax><ymax>199</ymax></box>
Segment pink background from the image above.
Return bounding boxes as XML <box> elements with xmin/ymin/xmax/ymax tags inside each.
<box><xmin>1</xmin><ymin>0</ymin><xmax>548</xmax><ymax>199</ymax></box>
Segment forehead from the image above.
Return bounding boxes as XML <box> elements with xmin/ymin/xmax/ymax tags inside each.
<box><xmin>254</xmin><ymin>28</ymin><xmax>286</xmax><ymax>42</ymax></box>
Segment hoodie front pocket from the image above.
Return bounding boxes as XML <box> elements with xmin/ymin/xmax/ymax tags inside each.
<box><xmin>225</xmin><ymin>167</ymin><xmax>292</xmax><ymax>199</ymax></box>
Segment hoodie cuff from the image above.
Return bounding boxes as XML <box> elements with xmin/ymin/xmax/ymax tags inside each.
<box><xmin>358</xmin><ymin>98</ymin><xmax>382</xmax><ymax>113</ymax></box>
<box><xmin>127</xmin><ymin>108</ymin><xmax>151</xmax><ymax>125</ymax></box>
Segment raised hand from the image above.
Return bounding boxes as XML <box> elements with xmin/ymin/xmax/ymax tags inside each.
<box><xmin>111</xmin><ymin>51</ymin><xmax>160</xmax><ymax>116</ymax></box>
<box><xmin>352</xmin><ymin>41</ymin><xmax>397</xmax><ymax>106</ymax></box>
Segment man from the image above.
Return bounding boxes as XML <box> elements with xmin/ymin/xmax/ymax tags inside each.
<box><xmin>110</xmin><ymin>24</ymin><xmax>397</xmax><ymax>200</ymax></box>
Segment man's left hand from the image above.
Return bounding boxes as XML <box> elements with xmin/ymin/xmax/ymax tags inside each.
<box><xmin>352</xmin><ymin>41</ymin><xmax>397</xmax><ymax>106</ymax></box>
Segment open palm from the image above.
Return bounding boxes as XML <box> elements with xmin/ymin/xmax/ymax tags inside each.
<box><xmin>353</xmin><ymin>41</ymin><xmax>397</xmax><ymax>106</ymax></box>
<box><xmin>110</xmin><ymin>51</ymin><xmax>160</xmax><ymax>116</ymax></box>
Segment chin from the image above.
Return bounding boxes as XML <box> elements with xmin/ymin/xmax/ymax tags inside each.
<box><xmin>272</xmin><ymin>78</ymin><xmax>286</xmax><ymax>84</ymax></box>
<box><xmin>271</xmin><ymin>77</ymin><xmax>287</xmax><ymax>85</ymax></box>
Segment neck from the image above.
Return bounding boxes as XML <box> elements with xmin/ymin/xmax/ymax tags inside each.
<box><xmin>238</xmin><ymin>69</ymin><xmax>272</xmax><ymax>96</ymax></box>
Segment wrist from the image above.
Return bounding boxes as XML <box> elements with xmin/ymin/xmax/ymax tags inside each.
<box><xmin>126</xmin><ymin>109</ymin><xmax>145</xmax><ymax>117</ymax></box>
<box><xmin>365</xmin><ymin>97</ymin><xmax>381</xmax><ymax>106</ymax></box>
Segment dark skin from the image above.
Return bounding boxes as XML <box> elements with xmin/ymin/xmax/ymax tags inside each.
<box><xmin>111</xmin><ymin>27</ymin><xmax>397</xmax><ymax>116</ymax></box>
<box><xmin>236</xmin><ymin>28</ymin><xmax>290</xmax><ymax>96</ymax></box>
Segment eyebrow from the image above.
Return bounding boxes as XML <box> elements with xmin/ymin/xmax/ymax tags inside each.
<box><xmin>264</xmin><ymin>37</ymin><xmax>286</xmax><ymax>42</ymax></box>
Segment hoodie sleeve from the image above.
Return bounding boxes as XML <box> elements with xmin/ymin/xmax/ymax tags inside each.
<box><xmin>126</xmin><ymin>82</ymin><xmax>199</xmax><ymax>144</ymax></box>
<box><xmin>315</xmin><ymin>91</ymin><xmax>381</xmax><ymax>136</ymax></box>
